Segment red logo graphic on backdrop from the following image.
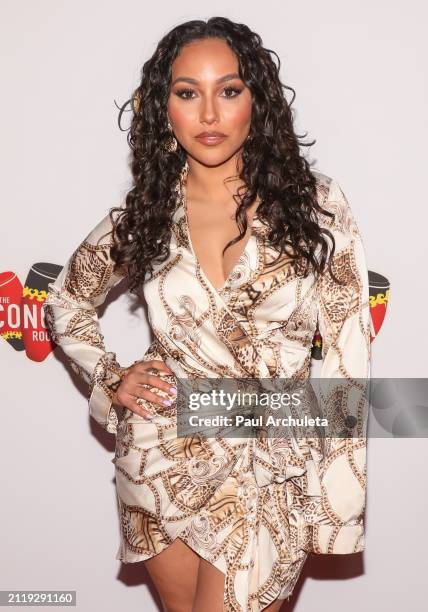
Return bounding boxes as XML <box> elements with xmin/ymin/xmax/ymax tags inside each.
<box><xmin>0</xmin><ymin>263</ymin><xmax>62</xmax><ymax>361</ymax></box>
<box><xmin>1</xmin><ymin>264</ymin><xmax>389</xmax><ymax>363</ymax></box>
<box><xmin>368</xmin><ymin>271</ymin><xmax>390</xmax><ymax>341</ymax></box>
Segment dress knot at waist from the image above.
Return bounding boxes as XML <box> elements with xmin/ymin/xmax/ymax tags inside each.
<box><xmin>250</xmin><ymin>434</ymin><xmax>308</xmax><ymax>488</ymax></box>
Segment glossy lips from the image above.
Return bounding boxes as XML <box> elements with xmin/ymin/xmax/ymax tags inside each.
<box><xmin>195</xmin><ymin>131</ymin><xmax>227</xmax><ymax>146</ymax></box>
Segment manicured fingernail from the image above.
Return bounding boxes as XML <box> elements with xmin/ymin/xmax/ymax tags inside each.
<box><xmin>169</xmin><ymin>386</ymin><xmax>177</xmax><ymax>394</ymax></box>
<box><xmin>163</xmin><ymin>399</ymin><xmax>172</xmax><ymax>406</ymax></box>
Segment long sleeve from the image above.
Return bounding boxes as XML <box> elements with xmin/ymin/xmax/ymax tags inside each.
<box><xmin>313</xmin><ymin>177</ymin><xmax>371</xmax><ymax>553</ymax></box>
<box><xmin>42</xmin><ymin>211</ymin><xmax>129</xmax><ymax>435</ymax></box>
<box><xmin>316</xmin><ymin>178</ymin><xmax>371</xmax><ymax>418</ymax></box>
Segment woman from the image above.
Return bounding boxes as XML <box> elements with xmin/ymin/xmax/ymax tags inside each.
<box><xmin>43</xmin><ymin>16</ymin><xmax>371</xmax><ymax>612</ymax></box>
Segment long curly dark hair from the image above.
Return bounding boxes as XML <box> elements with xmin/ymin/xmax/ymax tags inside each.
<box><xmin>109</xmin><ymin>16</ymin><xmax>340</xmax><ymax>294</ymax></box>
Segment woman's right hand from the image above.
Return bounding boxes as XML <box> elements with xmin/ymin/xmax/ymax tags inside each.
<box><xmin>111</xmin><ymin>360</ymin><xmax>177</xmax><ymax>420</ymax></box>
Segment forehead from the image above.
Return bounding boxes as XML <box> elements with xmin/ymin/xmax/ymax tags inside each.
<box><xmin>171</xmin><ymin>38</ymin><xmax>239</xmax><ymax>79</ymax></box>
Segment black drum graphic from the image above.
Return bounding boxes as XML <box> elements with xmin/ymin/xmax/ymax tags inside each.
<box><xmin>21</xmin><ymin>262</ymin><xmax>63</xmax><ymax>361</ymax></box>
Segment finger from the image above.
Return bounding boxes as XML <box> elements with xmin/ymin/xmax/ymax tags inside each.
<box><xmin>135</xmin><ymin>386</ymin><xmax>174</xmax><ymax>407</ymax></box>
<box><xmin>127</xmin><ymin>366</ymin><xmax>176</xmax><ymax>395</ymax></box>
<box><xmin>117</xmin><ymin>377</ymin><xmax>169</xmax><ymax>406</ymax></box>
<box><xmin>120</xmin><ymin>392</ymin><xmax>156</xmax><ymax>420</ymax></box>
<box><xmin>136</xmin><ymin>373</ymin><xmax>176</xmax><ymax>396</ymax></box>
<box><xmin>134</xmin><ymin>360</ymin><xmax>174</xmax><ymax>375</ymax></box>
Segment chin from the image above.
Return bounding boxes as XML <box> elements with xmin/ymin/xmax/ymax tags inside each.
<box><xmin>187</xmin><ymin>147</ymin><xmax>241</xmax><ymax>168</ymax></box>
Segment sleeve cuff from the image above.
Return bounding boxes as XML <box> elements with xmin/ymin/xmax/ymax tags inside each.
<box><xmin>88</xmin><ymin>352</ymin><xmax>129</xmax><ymax>435</ymax></box>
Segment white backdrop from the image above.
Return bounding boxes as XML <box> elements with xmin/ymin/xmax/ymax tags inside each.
<box><xmin>1</xmin><ymin>1</ymin><xmax>427</xmax><ymax>610</ymax></box>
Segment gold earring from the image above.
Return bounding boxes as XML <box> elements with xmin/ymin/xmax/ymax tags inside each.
<box><xmin>165</xmin><ymin>120</ymin><xmax>177</xmax><ymax>152</ymax></box>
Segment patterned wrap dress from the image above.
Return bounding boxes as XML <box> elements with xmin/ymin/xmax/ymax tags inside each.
<box><xmin>43</xmin><ymin>166</ymin><xmax>371</xmax><ymax>611</ymax></box>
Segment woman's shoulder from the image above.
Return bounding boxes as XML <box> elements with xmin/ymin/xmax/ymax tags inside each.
<box><xmin>311</xmin><ymin>169</ymin><xmax>361</xmax><ymax>238</ymax></box>
<box><xmin>80</xmin><ymin>208</ymin><xmax>125</xmax><ymax>248</ymax></box>
<box><xmin>312</xmin><ymin>168</ymin><xmax>333</xmax><ymax>187</ymax></box>
<box><xmin>311</xmin><ymin>169</ymin><xmax>334</xmax><ymax>204</ymax></box>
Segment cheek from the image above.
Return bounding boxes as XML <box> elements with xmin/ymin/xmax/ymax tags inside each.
<box><xmin>167</xmin><ymin>100</ymin><xmax>194</xmax><ymax>133</ymax></box>
<box><xmin>224</xmin><ymin>98</ymin><xmax>252</xmax><ymax>131</ymax></box>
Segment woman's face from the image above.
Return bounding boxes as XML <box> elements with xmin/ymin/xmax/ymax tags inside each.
<box><xmin>167</xmin><ymin>37</ymin><xmax>252</xmax><ymax>168</ymax></box>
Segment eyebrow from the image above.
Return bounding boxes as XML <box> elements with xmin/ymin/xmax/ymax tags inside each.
<box><xmin>171</xmin><ymin>72</ymin><xmax>241</xmax><ymax>86</ymax></box>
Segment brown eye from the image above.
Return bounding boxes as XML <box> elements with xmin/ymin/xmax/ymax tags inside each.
<box><xmin>175</xmin><ymin>88</ymin><xmax>196</xmax><ymax>100</ymax></box>
<box><xmin>221</xmin><ymin>87</ymin><xmax>242</xmax><ymax>98</ymax></box>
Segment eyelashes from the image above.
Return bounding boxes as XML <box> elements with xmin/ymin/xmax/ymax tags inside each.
<box><xmin>174</xmin><ymin>86</ymin><xmax>243</xmax><ymax>100</ymax></box>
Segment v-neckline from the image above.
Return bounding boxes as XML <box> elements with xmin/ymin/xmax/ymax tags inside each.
<box><xmin>178</xmin><ymin>166</ymin><xmax>259</xmax><ymax>294</ymax></box>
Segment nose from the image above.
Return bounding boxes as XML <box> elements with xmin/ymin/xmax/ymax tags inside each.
<box><xmin>199</xmin><ymin>94</ymin><xmax>219</xmax><ymax>125</ymax></box>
